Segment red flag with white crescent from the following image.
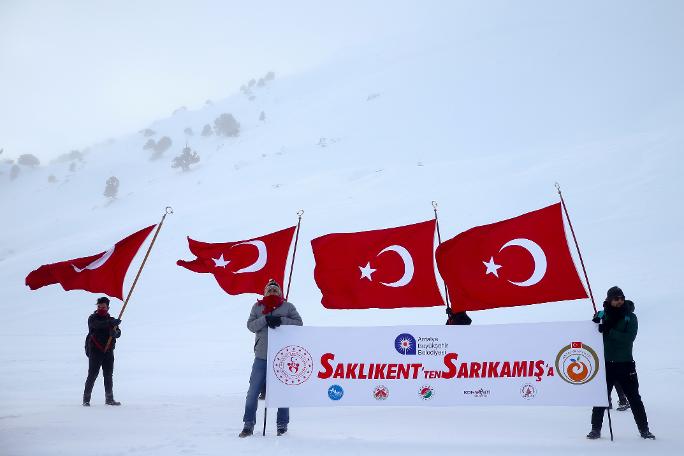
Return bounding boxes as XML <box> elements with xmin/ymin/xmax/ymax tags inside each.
<box><xmin>177</xmin><ymin>226</ymin><xmax>296</xmax><ymax>296</ymax></box>
<box><xmin>435</xmin><ymin>203</ymin><xmax>588</xmax><ymax>311</ymax></box>
<box><xmin>311</xmin><ymin>220</ymin><xmax>444</xmax><ymax>309</ymax></box>
<box><xmin>25</xmin><ymin>225</ymin><xmax>156</xmax><ymax>300</ymax></box>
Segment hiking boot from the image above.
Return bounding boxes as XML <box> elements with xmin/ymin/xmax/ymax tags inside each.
<box><xmin>258</xmin><ymin>391</ymin><xmax>266</xmax><ymax>400</ymax></box>
<box><xmin>105</xmin><ymin>398</ymin><xmax>121</xmax><ymax>406</ymax></box>
<box><xmin>82</xmin><ymin>401</ymin><xmax>90</xmax><ymax>407</ymax></box>
<box><xmin>617</xmin><ymin>401</ymin><xmax>630</xmax><ymax>411</ymax></box>
<box><xmin>277</xmin><ymin>427</ymin><xmax>288</xmax><ymax>436</ymax></box>
<box><xmin>586</xmin><ymin>428</ymin><xmax>601</xmax><ymax>439</ymax></box>
<box><xmin>238</xmin><ymin>427</ymin><xmax>254</xmax><ymax>438</ymax></box>
<box><xmin>640</xmin><ymin>429</ymin><xmax>656</xmax><ymax>440</ymax></box>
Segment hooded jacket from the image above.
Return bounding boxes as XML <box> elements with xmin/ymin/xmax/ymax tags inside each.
<box><xmin>594</xmin><ymin>300</ymin><xmax>637</xmax><ymax>362</ymax></box>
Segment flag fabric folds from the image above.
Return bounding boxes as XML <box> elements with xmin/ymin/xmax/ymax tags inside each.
<box><xmin>311</xmin><ymin>220</ymin><xmax>444</xmax><ymax>309</ymax></box>
<box><xmin>435</xmin><ymin>203</ymin><xmax>588</xmax><ymax>311</ymax></box>
<box><xmin>25</xmin><ymin>225</ymin><xmax>156</xmax><ymax>300</ymax></box>
<box><xmin>177</xmin><ymin>226</ymin><xmax>296</xmax><ymax>296</ymax></box>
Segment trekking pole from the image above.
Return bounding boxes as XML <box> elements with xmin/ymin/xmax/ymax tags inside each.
<box><xmin>555</xmin><ymin>183</ymin><xmax>597</xmax><ymax>313</ymax></box>
<box><xmin>103</xmin><ymin>206</ymin><xmax>173</xmax><ymax>351</ymax></box>
<box><xmin>607</xmin><ymin>404</ymin><xmax>615</xmax><ymax>441</ymax></box>
<box><xmin>262</xmin><ymin>406</ymin><xmax>267</xmax><ymax>436</ymax></box>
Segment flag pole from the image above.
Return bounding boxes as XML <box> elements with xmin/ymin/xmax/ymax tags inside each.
<box><xmin>555</xmin><ymin>184</ymin><xmax>597</xmax><ymax>314</ymax></box>
<box><xmin>104</xmin><ymin>206</ymin><xmax>173</xmax><ymax>351</ymax></box>
<box><xmin>432</xmin><ymin>201</ymin><xmax>451</xmax><ymax>312</ymax></box>
<box><xmin>285</xmin><ymin>210</ymin><xmax>304</xmax><ymax>301</ymax></box>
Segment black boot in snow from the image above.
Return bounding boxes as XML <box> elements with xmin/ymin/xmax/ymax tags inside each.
<box><xmin>617</xmin><ymin>400</ymin><xmax>630</xmax><ymax>411</ymax></box>
<box><xmin>277</xmin><ymin>427</ymin><xmax>288</xmax><ymax>436</ymax></box>
<box><xmin>105</xmin><ymin>398</ymin><xmax>121</xmax><ymax>406</ymax></box>
<box><xmin>586</xmin><ymin>428</ymin><xmax>601</xmax><ymax>440</ymax></box>
<box><xmin>238</xmin><ymin>427</ymin><xmax>254</xmax><ymax>438</ymax></box>
<box><xmin>640</xmin><ymin>429</ymin><xmax>656</xmax><ymax>440</ymax></box>
<box><xmin>82</xmin><ymin>401</ymin><xmax>90</xmax><ymax>407</ymax></box>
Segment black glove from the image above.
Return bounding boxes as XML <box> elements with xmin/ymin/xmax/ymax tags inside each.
<box><xmin>265</xmin><ymin>316</ymin><xmax>282</xmax><ymax>329</ymax></box>
<box><xmin>592</xmin><ymin>315</ymin><xmax>601</xmax><ymax>324</ymax></box>
<box><xmin>446</xmin><ymin>307</ymin><xmax>454</xmax><ymax>316</ymax></box>
<box><xmin>598</xmin><ymin>323</ymin><xmax>607</xmax><ymax>334</ymax></box>
<box><xmin>111</xmin><ymin>318</ymin><xmax>122</xmax><ymax>326</ymax></box>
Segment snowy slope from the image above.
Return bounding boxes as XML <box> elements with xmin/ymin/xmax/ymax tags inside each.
<box><xmin>2</xmin><ymin>7</ymin><xmax>684</xmax><ymax>455</ymax></box>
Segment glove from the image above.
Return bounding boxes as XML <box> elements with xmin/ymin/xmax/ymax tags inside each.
<box><xmin>592</xmin><ymin>315</ymin><xmax>601</xmax><ymax>324</ymax></box>
<box><xmin>265</xmin><ymin>316</ymin><xmax>282</xmax><ymax>329</ymax></box>
<box><xmin>446</xmin><ymin>307</ymin><xmax>454</xmax><ymax>316</ymax></box>
<box><xmin>111</xmin><ymin>318</ymin><xmax>122</xmax><ymax>326</ymax></box>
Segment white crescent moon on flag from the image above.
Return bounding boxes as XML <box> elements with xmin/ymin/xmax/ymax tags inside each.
<box><xmin>377</xmin><ymin>245</ymin><xmax>414</xmax><ymax>287</ymax></box>
<box><xmin>232</xmin><ymin>240</ymin><xmax>267</xmax><ymax>273</ymax></box>
<box><xmin>72</xmin><ymin>246</ymin><xmax>115</xmax><ymax>273</ymax></box>
<box><xmin>499</xmin><ymin>238</ymin><xmax>547</xmax><ymax>287</ymax></box>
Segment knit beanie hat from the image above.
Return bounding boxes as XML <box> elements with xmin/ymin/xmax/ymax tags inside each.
<box><xmin>606</xmin><ymin>286</ymin><xmax>625</xmax><ymax>301</ymax></box>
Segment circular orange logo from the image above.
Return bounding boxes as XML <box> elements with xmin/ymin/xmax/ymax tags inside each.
<box><xmin>555</xmin><ymin>342</ymin><xmax>600</xmax><ymax>385</ymax></box>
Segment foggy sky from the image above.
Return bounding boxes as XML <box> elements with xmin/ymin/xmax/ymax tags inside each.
<box><xmin>1</xmin><ymin>1</ymin><xmax>683</xmax><ymax>160</ymax></box>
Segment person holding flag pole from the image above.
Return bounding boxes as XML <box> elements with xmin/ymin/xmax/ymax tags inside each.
<box><xmin>25</xmin><ymin>206</ymin><xmax>174</xmax><ymax>407</ymax></box>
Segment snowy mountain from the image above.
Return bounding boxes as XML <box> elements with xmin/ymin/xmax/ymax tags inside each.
<box><xmin>2</xmin><ymin>7</ymin><xmax>683</xmax><ymax>455</ymax></box>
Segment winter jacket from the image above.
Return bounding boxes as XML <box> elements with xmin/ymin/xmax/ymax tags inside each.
<box><xmin>87</xmin><ymin>313</ymin><xmax>121</xmax><ymax>353</ymax></box>
<box><xmin>594</xmin><ymin>300</ymin><xmax>637</xmax><ymax>362</ymax></box>
<box><xmin>247</xmin><ymin>300</ymin><xmax>303</xmax><ymax>360</ymax></box>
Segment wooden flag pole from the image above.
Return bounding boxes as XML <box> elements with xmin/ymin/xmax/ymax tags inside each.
<box><xmin>556</xmin><ymin>184</ymin><xmax>613</xmax><ymax>441</ymax></box>
<box><xmin>432</xmin><ymin>201</ymin><xmax>451</xmax><ymax>311</ymax></box>
<box><xmin>555</xmin><ymin>183</ymin><xmax>597</xmax><ymax>314</ymax></box>
<box><xmin>103</xmin><ymin>206</ymin><xmax>173</xmax><ymax>351</ymax></box>
<box><xmin>285</xmin><ymin>210</ymin><xmax>304</xmax><ymax>301</ymax></box>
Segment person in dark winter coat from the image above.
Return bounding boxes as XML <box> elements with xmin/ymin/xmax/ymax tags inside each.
<box><xmin>446</xmin><ymin>307</ymin><xmax>472</xmax><ymax>325</ymax></box>
<box><xmin>586</xmin><ymin>287</ymin><xmax>655</xmax><ymax>440</ymax></box>
<box><xmin>239</xmin><ymin>279</ymin><xmax>303</xmax><ymax>438</ymax></box>
<box><xmin>83</xmin><ymin>296</ymin><xmax>122</xmax><ymax>406</ymax></box>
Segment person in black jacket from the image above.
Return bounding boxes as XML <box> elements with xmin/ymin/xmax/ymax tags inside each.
<box><xmin>83</xmin><ymin>297</ymin><xmax>122</xmax><ymax>406</ymax></box>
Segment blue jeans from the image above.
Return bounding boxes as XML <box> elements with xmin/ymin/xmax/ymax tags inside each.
<box><xmin>242</xmin><ymin>358</ymin><xmax>289</xmax><ymax>429</ymax></box>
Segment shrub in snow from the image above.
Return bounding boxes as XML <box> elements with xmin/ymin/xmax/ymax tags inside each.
<box><xmin>69</xmin><ymin>162</ymin><xmax>76</xmax><ymax>172</ymax></box>
<box><xmin>48</xmin><ymin>174</ymin><xmax>57</xmax><ymax>183</ymax></box>
<box><xmin>257</xmin><ymin>78</ymin><xmax>265</xmax><ymax>88</ymax></box>
<box><xmin>213</xmin><ymin>113</ymin><xmax>240</xmax><ymax>137</ymax></box>
<box><xmin>140</xmin><ymin>128</ymin><xmax>156</xmax><ymax>137</ymax></box>
<box><xmin>259</xmin><ymin>111</ymin><xmax>266</xmax><ymax>122</ymax></box>
<box><xmin>201</xmin><ymin>124</ymin><xmax>213</xmax><ymax>137</ymax></box>
<box><xmin>143</xmin><ymin>138</ymin><xmax>156</xmax><ymax>150</ymax></box>
<box><xmin>10</xmin><ymin>164</ymin><xmax>20</xmax><ymax>180</ymax></box>
<box><xmin>104</xmin><ymin>176</ymin><xmax>119</xmax><ymax>198</ymax></box>
<box><xmin>248</xmin><ymin>78</ymin><xmax>256</xmax><ymax>88</ymax></box>
<box><xmin>151</xmin><ymin>136</ymin><xmax>172</xmax><ymax>160</ymax></box>
<box><xmin>184</xmin><ymin>127</ymin><xmax>194</xmax><ymax>136</ymax></box>
<box><xmin>264</xmin><ymin>71</ymin><xmax>275</xmax><ymax>81</ymax></box>
<box><xmin>18</xmin><ymin>154</ymin><xmax>40</xmax><ymax>167</ymax></box>
<box><xmin>172</xmin><ymin>146</ymin><xmax>200</xmax><ymax>172</ymax></box>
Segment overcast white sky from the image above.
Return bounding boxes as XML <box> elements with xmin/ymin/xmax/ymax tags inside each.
<box><xmin>1</xmin><ymin>1</ymin><xmax>683</xmax><ymax>160</ymax></box>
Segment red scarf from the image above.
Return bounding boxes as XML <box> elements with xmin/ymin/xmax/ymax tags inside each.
<box><xmin>260</xmin><ymin>295</ymin><xmax>284</xmax><ymax>314</ymax></box>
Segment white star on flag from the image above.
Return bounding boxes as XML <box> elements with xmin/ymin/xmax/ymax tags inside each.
<box><xmin>482</xmin><ymin>256</ymin><xmax>502</xmax><ymax>277</ymax></box>
<box><xmin>359</xmin><ymin>262</ymin><xmax>377</xmax><ymax>281</ymax></box>
<box><xmin>212</xmin><ymin>254</ymin><xmax>230</xmax><ymax>268</ymax></box>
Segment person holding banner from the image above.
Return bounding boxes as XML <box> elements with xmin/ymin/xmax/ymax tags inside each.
<box><xmin>587</xmin><ymin>287</ymin><xmax>655</xmax><ymax>440</ymax></box>
<box><xmin>239</xmin><ymin>279</ymin><xmax>303</xmax><ymax>437</ymax></box>
<box><xmin>83</xmin><ymin>297</ymin><xmax>122</xmax><ymax>406</ymax></box>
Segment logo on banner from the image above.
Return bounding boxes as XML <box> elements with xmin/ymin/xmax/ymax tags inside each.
<box><xmin>555</xmin><ymin>342</ymin><xmax>600</xmax><ymax>385</ymax></box>
<box><xmin>328</xmin><ymin>385</ymin><xmax>344</xmax><ymax>401</ymax></box>
<box><xmin>418</xmin><ymin>385</ymin><xmax>435</xmax><ymax>400</ymax></box>
<box><xmin>395</xmin><ymin>333</ymin><xmax>417</xmax><ymax>355</ymax></box>
<box><xmin>464</xmin><ymin>388</ymin><xmax>490</xmax><ymax>398</ymax></box>
<box><xmin>273</xmin><ymin>345</ymin><xmax>314</xmax><ymax>385</ymax></box>
<box><xmin>373</xmin><ymin>385</ymin><xmax>389</xmax><ymax>401</ymax></box>
<box><xmin>520</xmin><ymin>383</ymin><xmax>537</xmax><ymax>400</ymax></box>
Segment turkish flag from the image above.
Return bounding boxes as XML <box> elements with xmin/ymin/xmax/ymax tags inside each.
<box><xmin>25</xmin><ymin>225</ymin><xmax>156</xmax><ymax>300</ymax></box>
<box><xmin>311</xmin><ymin>220</ymin><xmax>445</xmax><ymax>309</ymax></box>
<box><xmin>177</xmin><ymin>226</ymin><xmax>296</xmax><ymax>296</ymax></box>
<box><xmin>435</xmin><ymin>203</ymin><xmax>587</xmax><ymax>311</ymax></box>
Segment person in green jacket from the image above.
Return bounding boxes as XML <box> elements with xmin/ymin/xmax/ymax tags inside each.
<box><xmin>586</xmin><ymin>286</ymin><xmax>655</xmax><ymax>440</ymax></box>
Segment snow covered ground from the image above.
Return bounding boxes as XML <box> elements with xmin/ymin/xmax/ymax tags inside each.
<box><xmin>2</xmin><ymin>3</ymin><xmax>683</xmax><ymax>455</ymax></box>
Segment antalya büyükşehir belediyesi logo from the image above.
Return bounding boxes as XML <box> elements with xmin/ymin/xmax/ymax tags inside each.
<box><xmin>555</xmin><ymin>342</ymin><xmax>600</xmax><ymax>385</ymax></box>
<box><xmin>395</xmin><ymin>333</ymin><xmax>417</xmax><ymax>355</ymax></box>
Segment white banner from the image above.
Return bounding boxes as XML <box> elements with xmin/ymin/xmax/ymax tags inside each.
<box><xmin>266</xmin><ymin>322</ymin><xmax>608</xmax><ymax>407</ymax></box>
